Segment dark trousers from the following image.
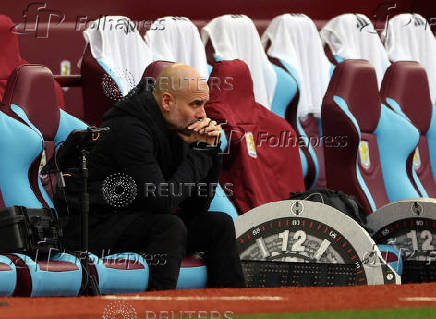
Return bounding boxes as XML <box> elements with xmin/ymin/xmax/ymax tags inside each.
<box><xmin>65</xmin><ymin>210</ymin><xmax>245</xmax><ymax>290</ymax></box>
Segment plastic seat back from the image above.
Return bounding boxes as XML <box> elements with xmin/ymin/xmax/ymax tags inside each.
<box><xmin>206</xmin><ymin>60</ymin><xmax>304</xmax><ymax>214</ymax></box>
<box><xmin>381</xmin><ymin>61</ymin><xmax>436</xmax><ymax>197</ymax></box>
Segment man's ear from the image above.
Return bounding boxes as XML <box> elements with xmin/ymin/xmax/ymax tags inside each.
<box><xmin>161</xmin><ymin>92</ymin><xmax>174</xmax><ymax>112</ymax></box>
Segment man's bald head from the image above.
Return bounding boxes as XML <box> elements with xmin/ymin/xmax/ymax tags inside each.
<box><xmin>152</xmin><ymin>63</ymin><xmax>210</xmax><ymax>130</ymax></box>
<box><xmin>153</xmin><ymin>63</ymin><xmax>208</xmax><ymax>99</ymax></box>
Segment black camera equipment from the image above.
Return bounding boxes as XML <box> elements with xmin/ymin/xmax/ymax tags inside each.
<box><xmin>43</xmin><ymin>126</ymin><xmax>110</xmax><ymax>296</ymax></box>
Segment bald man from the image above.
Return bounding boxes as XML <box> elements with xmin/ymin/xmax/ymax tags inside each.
<box><xmin>55</xmin><ymin>64</ymin><xmax>245</xmax><ymax>290</ymax></box>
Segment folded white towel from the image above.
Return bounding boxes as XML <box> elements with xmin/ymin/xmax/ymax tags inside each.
<box><xmin>145</xmin><ymin>17</ymin><xmax>209</xmax><ymax>79</ymax></box>
<box><xmin>83</xmin><ymin>16</ymin><xmax>152</xmax><ymax>95</ymax></box>
<box><xmin>201</xmin><ymin>14</ymin><xmax>277</xmax><ymax>109</ymax></box>
<box><xmin>321</xmin><ymin>13</ymin><xmax>390</xmax><ymax>88</ymax></box>
<box><xmin>262</xmin><ymin>14</ymin><xmax>332</xmax><ymax>117</ymax></box>
<box><xmin>383</xmin><ymin>13</ymin><xmax>436</xmax><ymax>104</ymax></box>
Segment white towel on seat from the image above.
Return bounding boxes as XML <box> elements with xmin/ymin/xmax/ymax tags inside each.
<box><xmin>383</xmin><ymin>13</ymin><xmax>436</xmax><ymax>104</ymax></box>
<box><xmin>320</xmin><ymin>13</ymin><xmax>390</xmax><ymax>88</ymax></box>
<box><xmin>201</xmin><ymin>14</ymin><xmax>276</xmax><ymax>109</ymax></box>
<box><xmin>83</xmin><ymin>16</ymin><xmax>152</xmax><ymax>95</ymax></box>
<box><xmin>145</xmin><ymin>17</ymin><xmax>209</xmax><ymax>78</ymax></box>
<box><xmin>262</xmin><ymin>13</ymin><xmax>332</xmax><ymax>117</ymax></box>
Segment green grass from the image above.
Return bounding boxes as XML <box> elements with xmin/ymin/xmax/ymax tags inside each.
<box><xmin>233</xmin><ymin>307</ymin><xmax>436</xmax><ymax>319</ymax></box>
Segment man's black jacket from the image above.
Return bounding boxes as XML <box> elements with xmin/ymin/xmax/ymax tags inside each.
<box><xmin>56</xmin><ymin>79</ymin><xmax>222</xmax><ymax>219</ymax></box>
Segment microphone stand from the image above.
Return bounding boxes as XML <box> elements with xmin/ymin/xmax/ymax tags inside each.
<box><xmin>44</xmin><ymin>127</ymin><xmax>110</xmax><ymax>296</ymax></box>
<box><xmin>80</xmin><ymin>149</ymin><xmax>100</xmax><ymax>296</ymax></box>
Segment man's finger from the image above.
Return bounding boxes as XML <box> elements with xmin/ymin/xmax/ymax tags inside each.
<box><xmin>202</xmin><ymin>120</ymin><xmax>217</xmax><ymax>133</ymax></box>
<box><xmin>204</xmin><ymin>123</ymin><xmax>220</xmax><ymax>134</ymax></box>
<box><xmin>188</xmin><ymin>118</ymin><xmax>212</xmax><ymax>131</ymax></box>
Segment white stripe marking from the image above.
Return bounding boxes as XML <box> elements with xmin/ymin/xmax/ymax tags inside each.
<box><xmin>101</xmin><ymin>295</ymin><xmax>286</xmax><ymax>301</ymax></box>
<box><xmin>399</xmin><ymin>297</ymin><xmax>436</xmax><ymax>302</ymax></box>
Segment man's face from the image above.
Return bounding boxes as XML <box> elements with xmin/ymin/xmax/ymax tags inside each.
<box><xmin>164</xmin><ymin>78</ymin><xmax>209</xmax><ymax>130</ymax></box>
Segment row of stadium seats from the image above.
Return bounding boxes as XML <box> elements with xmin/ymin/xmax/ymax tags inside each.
<box><xmin>323</xmin><ymin>60</ymin><xmax>436</xmax><ymax>214</ymax></box>
<box><xmin>0</xmin><ymin>65</ymin><xmax>206</xmax><ymax>296</ymax></box>
<box><xmin>0</xmin><ymin>11</ymin><xmax>435</xmax><ymax>295</ymax></box>
<box><xmin>1</xmin><ymin>12</ymin><xmax>435</xmax><ymax>196</ymax></box>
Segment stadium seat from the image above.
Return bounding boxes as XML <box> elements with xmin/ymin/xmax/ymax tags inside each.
<box><xmin>0</xmin><ymin>94</ymin><xmax>82</xmax><ymax>296</ymax></box>
<box><xmin>1</xmin><ymin>64</ymin><xmax>151</xmax><ymax>295</ymax></box>
<box><xmin>383</xmin><ymin>13</ymin><xmax>436</xmax><ymax>105</ymax></box>
<box><xmin>88</xmin><ymin>253</ymin><xmax>149</xmax><ymax>294</ymax></box>
<box><xmin>80</xmin><ymin>16</ymin><xmax>153</xmax><ymax>126</ymax></box>
<box><xmin>0</xmin><ymin>255</ymin><xmax>16</xmax><ymax>296</ymax></box>
<box><xmin>262</xmin><ymin>14</ymin><xmax>333</xmax><ymax>188</ymax></box>
<box><xmin>206</xmin><ymin>59</ymin><xmax>305</xmax><ymax>214</ymax></box>
<box><xmin>322</xmin><ymin>60</ymin><xmax>424</xmax><ymax>215</ymax></box>
<box><xmin>381</xmin><ymin>61</ymin><xmax>436</xmax><ymax>197</ymax></box>
<box><xmin>145</xmin><ymin>16</ymin><xmax>209</xmax><ymax>78</ymax></box>
<box><xmin>176</xmin><ymin>256</ymin><xmax>208</xmax><ymax>289</ymax></box>
<box><xmin>202</xmin><ymin>14</ymin><xmax>314</xmax><ymax>186</ymax></box>
<box><xmin>320</xmin><ymin>13</ymin><xmax>390</xmax><ymax>88</ymax></box>
<box><xmin>0</xmin><ymin>14</ymin><xmax>65</xmax><ymax>109</ymax></box>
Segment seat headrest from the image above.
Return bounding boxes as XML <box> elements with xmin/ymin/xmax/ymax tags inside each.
<box><xmin>143</xmin><ymin>60</ymin><xmax>175</xmax><ymax>80</ymax></box>
<box><xmin>0</xmin><ymin>14</ymin><xmax>27</xmax><ymax>98</ymax></box>
<box><xmin>2</xmin><ymin>64</ymin><xmax>59</xmax><ymax>140</ymax></box>
<box><xmin>324</xmin><ymin>60</ymin><xmax>381</xmax><ymax>132</ymax></box>
<box><xmin>381</xmin><ymin>61</ymin><xmax>432</xmax><ymax>134</ymax></box>
<box><xmin>207</xmin><ymin>60</ymin><xmax>258</xmax><ymax>123</ymax></box>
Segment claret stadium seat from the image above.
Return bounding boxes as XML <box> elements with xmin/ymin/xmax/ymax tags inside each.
<box><xmin>322</xmin><ymin>60</ymin><xmax>425</xmax><ymax>215</ymax></box>
<box><xmin>262</xmin><ymin>13</ymin><xmax>333</xmax><ymax>188</ymax></box>
<box><xmin>0</xmin><ymin>255</ymin><xmax>16</xmax><ymax>296</ymax></box>
<box><xmin>0</xmin><ymin>68</ymin><xmax>82</xmax><ymax>296</ymax></box>
<box><xmin>206</xmin><ymin>59</ymin><xmax>305</xmax><ymax>214</ymax></box>
<box><xmin>80</xmin><ymin>16</ymin><xmax>153</xmax><ymax>126</ymax></box>
<box><xmin>0</xmin><ymin>64</ymin><xmax>151</xmax><ymax>295</ymax></box>
<box><xmin>202</xmin><ymin>14</ymin><xmax>314</xmax><ymax>187</ymax></box>
<box><xmin>320</xmin><ymin>13</ymin><xmax>390</xmax><ymax>88</ymax></box>
<box><xmin>2</xmin><ymin>64</ymin><xmax>87</xmax><ymax>201</ymax></box>
<box><xmin>144</xmin><ymin>16</ymin><xmax>209</xmax><ymax>78</ymax></box>
<box><xmin>381</xmin><ymin>61</ymin><xmax>436</xmax><ymax>197</ymax></box>
<box><xmin>0</xmin><ymin>14</ymin><xmax>65</xmax><ymax>109</ymax></box>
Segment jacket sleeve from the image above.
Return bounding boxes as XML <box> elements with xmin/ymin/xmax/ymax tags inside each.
<box><xmin>112</xmin><ymin>121</ymin><xmax>218</xmax><ymax>213</ymax></box>
<box><xmin>178</xmin><ymin>145</ymin><xmax>223</xmax><ymax>214</ymax></box>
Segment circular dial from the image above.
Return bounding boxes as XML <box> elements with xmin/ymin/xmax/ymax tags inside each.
<box><xmin>367</xmin><ymin>200</ymin><xmax>436</xmax><ymax>262</ymax></box>
<box><xmin>235</xmin><ymin>200</ymin><xmax>400</xmax><ymax>285</ymax></box>
<box><xmin>373</xmin><ymin>218</ymin><xmax>436</xmax><ymax>262</ymax></box>
<box><xmin>238</xmin><ymin>216</ymin><xmax>367</xmax><ymax>284</ymax></box>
